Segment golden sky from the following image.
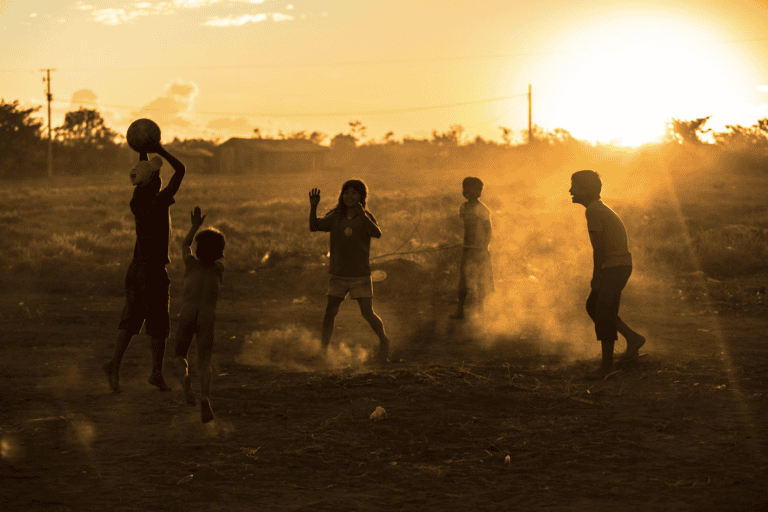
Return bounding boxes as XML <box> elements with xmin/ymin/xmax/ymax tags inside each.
<box><xmin>3</xmin><ymin>0</ymin><xmax>768</xmax><ymax>146</ymax></box>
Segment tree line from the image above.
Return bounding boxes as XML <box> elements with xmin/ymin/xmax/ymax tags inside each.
<box><xmin>3</xmin><ymin>98</ymin><xmax>768</xmax><ymax>179</ymax></box>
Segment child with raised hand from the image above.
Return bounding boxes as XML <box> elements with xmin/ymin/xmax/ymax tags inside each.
<box><xmin>174</xmin><ymin>206</ymin><xmax>225</xmax><ymax>424</ymax></box>
<box><xmin>103</xmin><ymin>142</ymin><xmax>185</xmax><ymax>394</ymax></box>
<box><xmin>450</xmin><ymin>177</ymin><xmax>494</xmax><ymax>319</ymax></box>
<box><xmin>308</xmin><ymin>180</ymin><xmax>390</xmax><ymax>364</ymax></box>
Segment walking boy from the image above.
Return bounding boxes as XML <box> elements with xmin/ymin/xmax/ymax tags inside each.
<box><xmin>174</xmin><ymin>206</ymin><xmax>225</xmax><ymax>424</ymax></box>
<box><xmin>450</xmin><ymin>177</ymin><xmax>494</xmax><ymax>319</ymax></box>
<box><xmin>103</xmin><ymin>144</ymin><xmax>185</xmax><ymax>393</ymax></box>
<box><xmin>569</xmin><ymin>170</ymin><xmax>646</xmax><ymax>377</ymax></box>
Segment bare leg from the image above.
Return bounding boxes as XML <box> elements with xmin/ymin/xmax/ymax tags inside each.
<box><xmin>618</xmin><ymin>317</ymin><xmax>645</xmax><ymax>356</ymax></box>
<box><xmin>358</xmin><ymin>298</ymin><xmax>389</xmax><ymax>363</ymax></box>
<box><xmin>450</xmin><ymin>289</ymin><xmax>468</xmax><ymax>319</ymax></box>
<box><xmin>103</xmin><ymin>329</ymin><xmax>134</xmax><ymax>393</ymax></box>
<box><xmin>148</xmin><ymin>337</ymin><xmax>171</xmax><ymax>391</ymax></box>
<box><xmin>175</xmin><ymin>356</ymin><xmax>195</xmax><ymax>405</ymax></box>
<box><xmin>321</xmin><ymin>296</ymin><xmax>344</xmax><ymax>354</ymax></box>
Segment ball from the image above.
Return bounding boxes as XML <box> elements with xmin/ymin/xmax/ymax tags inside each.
<box><xmin>126</xmin><ymin>118</ymin><xmax>161</xmax><ymax>153</ymax></box>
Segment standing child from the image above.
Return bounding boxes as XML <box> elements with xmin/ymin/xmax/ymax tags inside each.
<box><xmin>569</xmin><ymin>170</ymin><xmax>646</xmax><ymax>378</ymax></box>
<box><xmin>103</xmin><ymin>144</ymin><xmax>185</xmax><ymax>393</ymax></box>
<box><xmin>308</xmin><ymin>180</ymin><xmax>390</xmax><ymax>363</ymax></box>
<box><xmin>450</xmin><ymin>177</ymin><xmax>494</xmax><ymax>319</ymax></box>
<box><xmin>174</xmin><ymin>206</ymin><xmax>225</xmax><ymax>424</ymax></box>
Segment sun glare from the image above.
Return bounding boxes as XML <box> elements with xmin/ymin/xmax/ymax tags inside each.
<box><xmin>545</xmin><ymin>14</ymin><xmax>746</xmax><ymax>146</ymax></box>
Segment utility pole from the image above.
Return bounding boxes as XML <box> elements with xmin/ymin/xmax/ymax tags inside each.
<box><xmin>41</xmin><ymin>68</ymin><xmax>55</xmax><ymax>178</ymax></box>
<box><xmin>528</xmin><ymin>83</ymin><xmax>532</xmax><ymax>144</ymax></box>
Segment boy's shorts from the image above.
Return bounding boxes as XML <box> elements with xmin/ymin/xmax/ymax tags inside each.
<box><xmin>118</xmin><ymin>261</ymin><xmax>170</xmax><ymax>338</ymax></box>
<box><xmin>328</xmin><ymin>275</ymin><xmax>373</xmax><ymax>299</ymax></box>
<box><xmin>458</xmin><ymin>248</ymin><xmax>495</xmax><ymax>295</ymax></box>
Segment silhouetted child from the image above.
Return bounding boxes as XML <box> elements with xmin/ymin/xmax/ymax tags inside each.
<box><xmin>174</xmin><ymin>206</ymin><xmax>225</xmax><ymax>424</ymax></box>
<box><xmin>569</xmin><ymin>170</ymin><xmax>646</xmax><ymax>378</ymax></box>
<box><xmin>308</xmin><ymin>180</ymin><xmax>390</xmax><ymax>363</ymax></box>
<box><xmin>103</xmin><ymin>144</ymin><xmax>185</xmax><ymax>393</ymax></box>
<box><xmin>450</xmin><ymin>177</ymin><xmax>494</xmax><ymax>319</ymax></box>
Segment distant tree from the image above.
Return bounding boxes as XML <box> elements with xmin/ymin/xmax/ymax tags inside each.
<box><xmin>253</xmin><ymin>127</ymin><xmax>262</xmax><ymax>138</ymax></box>
<box><xmin>348</xmin><ymin>120</ymin><xmax>366</xmax><ymax>142</ymax></box>
<box><xmin>383</xmin><ymin>131</ymin><xmax>396</xmax><ymax>144</ymax></box>
<box><xmin>330</xmin><ymin>133</ymin><xmax>357</xmax><ymax>150</ymax></box>
<box><xmin>431</xmin><ymin>124</ymin><xmax>464</xmax><ymax>146</ymax></box>
<box><xmin>668</xmin><ymin>117</ymin><xmax>711</xmax><ymax>145</ymax></box>
<box><xmin>55</xmin><ymin>108</ymin><xmax>118</xmax><ymax>149</ymax></box>
<box><xmin>54</xmin><ymin>108</ymin><xmax>120</xmax><ymax>173</ymax></box>
<box><xmin>0</xmin><ymin>99</ymin><xmax>45</xmax><ymax>178</ymax></box>
<box><xmin>713</xmin><ymin>119</ymin><xmax>768</xmax><ymax>150</ymax></box>
<box><xmin>286</xmin><ymin>130</ymin><xmax>328</xmax><ymax>145</ymax></box>
<box><xmin>499</xmin><ymin>126</ymin><xmax>513</xmax><ymax>145</ymax></box>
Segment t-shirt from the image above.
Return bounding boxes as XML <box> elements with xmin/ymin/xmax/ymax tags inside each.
<box><xmin>181</xmin><ymin>252</ymin><xmax>224</xmax><ymax>312</ymax></box>
<box><xmin>460</xmin><ymin>201</ymin><xmax>492</xmax><ymax>249</ymax></box>
<box><xmin>316</xmin><ymin>210</ymin><xmax>377</xmax><ymax>277</ymax></box>
<box><xmin>130</xmin><ymin>177</ymin><xmax>176</xmax><ymax>265</ymax></box>
<box><xmin>585</xmin><ymin>199</ymin><xmax>632</xmax><ymax>268</ymax></box>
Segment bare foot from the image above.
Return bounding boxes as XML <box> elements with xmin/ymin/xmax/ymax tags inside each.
<box><xmin>377</xmin><ymin>337</ymin><xmax>390</xmax><ymax>364</ymax></box>
<box><xmin>200</xmin><ymin>398</ymin><xmax>215</xmax><ymax>424</ymax></box>
<box><xmin>181</xmin><ymin>375</ymin><xmax>195</xmax><ymax>405</ymax></box>
<box><xmin>148</xmin><ymin>373</ymin><xmax>172</xmax><ymax>391</ymax></box>
<box><xmin>623</xmin><ymin>335</ymin><xmax>646</xmax><ymax>359</ymax></box>
<box><xmin>103</xmin><ymin>362</ymin><xmax>120</xmax><ymax>394</ymax></box>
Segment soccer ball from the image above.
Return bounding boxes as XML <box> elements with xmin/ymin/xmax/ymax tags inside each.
<box><xmin>126</xmin><ymin>118</ymin><xmax>161</xmax><ymax>153</ymax></box>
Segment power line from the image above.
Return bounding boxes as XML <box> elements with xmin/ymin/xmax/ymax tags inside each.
<box><xmin>44</xmin><ymin>94</ymin><xmax>528</xmax><ymax>118</ymax></box>
<box><xmin>2</xmin><ymin>36</ymin><xmax>767</xmax><ymax>73</ymax></box>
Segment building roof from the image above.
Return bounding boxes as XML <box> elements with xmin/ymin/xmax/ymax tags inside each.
<box><xmin>220</xmin><ymin>137</ymin><xmax>329</xmax><ymax>153</ymax></box>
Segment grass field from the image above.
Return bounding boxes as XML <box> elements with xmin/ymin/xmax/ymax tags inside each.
<box><xmin>1</xmin><ymin>161</ymin><xmax>767</xmax><ymax>511</ymax></box>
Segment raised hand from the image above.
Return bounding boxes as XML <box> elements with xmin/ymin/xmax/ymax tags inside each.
<box><xmin>309</xmin><ymin>188</ymin><xmax>321</xmax><ymax>206</ymax></box>
<box><xmin>191</xmin><ymin>206</ymin><xmax>206</xmax><ymax>226</ymax></box>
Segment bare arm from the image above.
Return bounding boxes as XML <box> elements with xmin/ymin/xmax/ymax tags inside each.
<box><xmin>309</xmin><ymin>188</ymin><xmax>320</xmax><ymax>231</ymax></box>
<box><xmin>359</xmin><ymin>207</ymin><xmax>382</xmax><ymax>239</ymax></box>
<box><xmin>183</xmin><ymin>206</ymin><xmax>206</xmax><ymax>257</ymax></box>
<box><xmin>588</xmin><ymin>230</ymin><xmax>605</xmax><ymax>289</ymax></box>
<box><xmin>153</xmin><ymin>145</ymin><xmax>186</xmax><ymax>197</ymax></box>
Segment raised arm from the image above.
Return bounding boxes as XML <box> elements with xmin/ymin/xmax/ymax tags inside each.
<box><xmin>183</xmin><ymin>206</ymin><xmax>206</xmax><ymax>257</ymax></box>
<box><xmin>152</xmin><ymin>145</ymin><xmax>186</xmax><ymax>197</ymax></box>
<box><xmin>309</xmin><ymin>188</ymin><xmax>321</xmax><ymax>232</ymax></box>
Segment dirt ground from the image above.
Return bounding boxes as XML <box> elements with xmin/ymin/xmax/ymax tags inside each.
<box><xmin>1</xmin><ymin>262</ymin><xmax>767</xmax><ymax>512</ymax></box>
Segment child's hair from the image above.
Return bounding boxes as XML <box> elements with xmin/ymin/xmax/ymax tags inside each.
<box><xmin>328</xmin><ymin>179</ymin><xmax>368</xmax><ymax>217</ymax></box>
<box><xmin>462</xmin><ymin>176</ymin><xmax>484</xmax><ymax>191</ymax></box>
<box><xmin>195</xmin><ymin>228</ymin><xmax>226</xmax><ymax>264</ymax></box>
<box><xmin>571</xmin><ymin>170</ymin><xmax>602</xmax><ymax>197</ymax></box>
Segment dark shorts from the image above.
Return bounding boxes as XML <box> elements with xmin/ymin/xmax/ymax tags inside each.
<box><xmin>118</xmin><ymin>261</ymin><xmax>170</xmax><ymax>339</ymax></box>
<box><xmin>458</xmin><ymin>248</ymin><xmax>494</xmax><ymax>295</ymax></box>
<box><xmin>586</xmin><ymin>265</ymin><xmax>632</xmax><ymax>342</ymax></box>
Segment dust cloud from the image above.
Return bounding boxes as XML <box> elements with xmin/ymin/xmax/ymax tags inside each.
<box><xmin>237</xmin><ymin>326</ymin><xmax>369</xmax><ymax>370</ymax></box>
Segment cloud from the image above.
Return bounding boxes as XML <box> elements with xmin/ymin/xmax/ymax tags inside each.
<box><xmin>92</xmin><ymin>8</ymin><xmax>151</xmax><ymax>25</ymax></box>
<box><xmin>133</xmin><ymin>79</ymin><xmax>199</xmax><ymax>128</ymax></box>
<box><xmin>757</xmin><ymin>85</ymin><xmax>768</xmax><ymax>93</ymax></box>
<box><xmin>173</xmin><ymin>0</ymin><xmax>221</xmax><ymax>7</ymax></box>
<box><xmin>76</xmin><ymin>2</ymin><xmax>93</xmax><ymax>10</ymax></box>
<box><xmin>71</xmin><ymin>89</ymin><xmax>98</xmax><ymax>107</ymax></box>
<box><xmin>204</xmin><ymin>13</ymin><xmax>266</xmax><ymax>26</ymax></box>
<box><xmin>206</xmin><ymin>117</ymin><xmax>252</xmax><ymax>132</ymax></box>
<box><xmin>272</xmin><ymin>12</ymin><xmax>292</xmax><ymax>21</ymax></box>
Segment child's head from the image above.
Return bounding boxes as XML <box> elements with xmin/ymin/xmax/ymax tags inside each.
<box><xmin>570</xmin><ymin>170</ymin><xmax>602</xmax><ymax>204</ymax></box>
<box><xmin>462</xmin><ymin>177</ymin><xmax>483</xmax><ymax>200</ymax></box>
<box><xmin>336</xmin><ymin>179</ymin><xmax>368</xmax><ymax>213</ymax></box>
<box><xmin>195</xmin><ymin>228</ymin><xmax>226</xmax><ymax>264</ymax></box>
<box><xmin>130</xmin><ymin>156</ymin><xmax>162</xmax><ymax>187</ymax></box>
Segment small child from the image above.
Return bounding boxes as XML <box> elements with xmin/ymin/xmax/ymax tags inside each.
<box><xmin>174</xmin><ymin>206</ymin><xmax>225</xmax><ymax>424</ymax></box>
<box><xmin>103</xmin><ymin>143</ymin><xmax>185</xmax><ymax>393</ymax></box>
<box><xmin>450</xmin><ymin>177</ymin><xmax>494</xmax><ymax>319</ymax></box>
<box><xmin>308</xmin><ymin>180</ymin><xmax>390</xmax><ymax>363</ymax></box>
